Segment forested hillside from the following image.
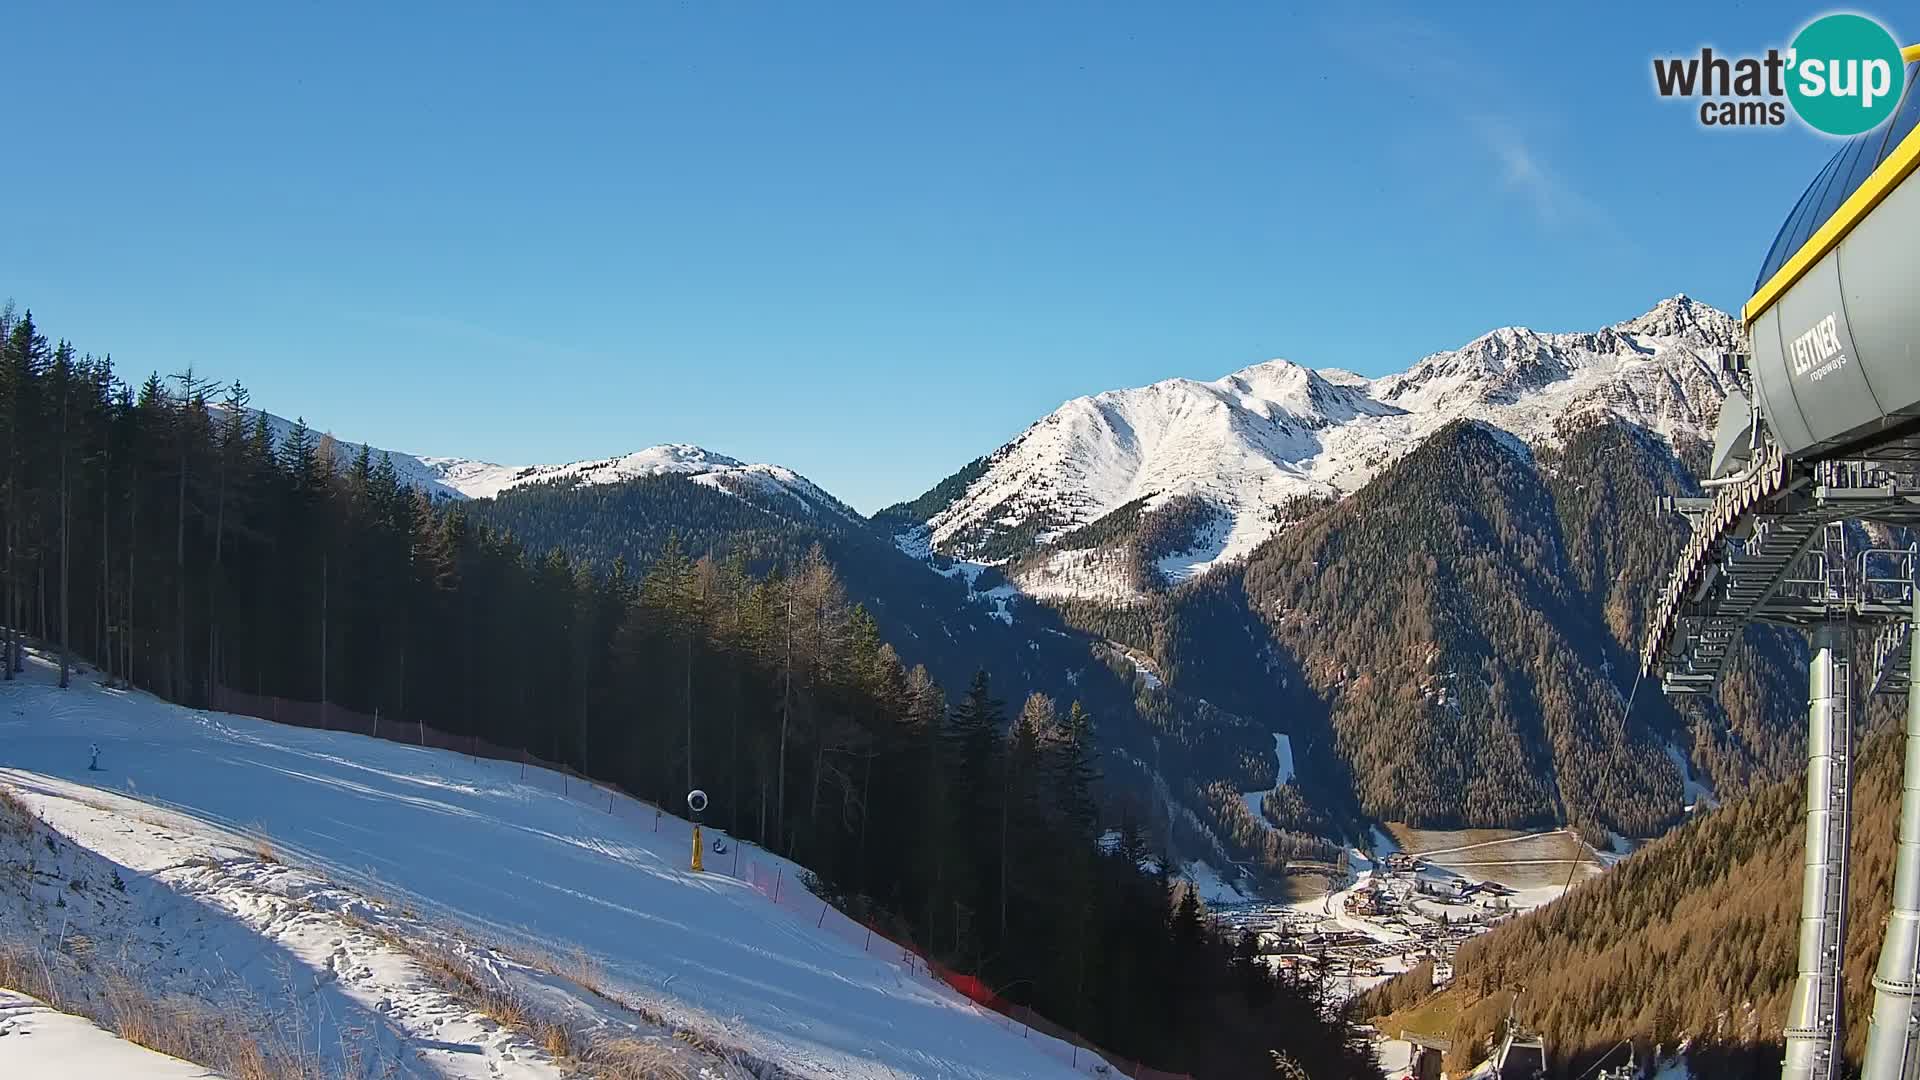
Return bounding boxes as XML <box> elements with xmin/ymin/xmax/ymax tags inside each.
<box><xmin>0</xmin><ymin>305</ymin><xmax>1379</xmax><ymax>1078</ymax></box>
<box><xmin>467</xmin><ymin>470</ymin><xmax>1354</xmax><ymax>877</ymax></box>
<box><xmin>1045</xmin><ymin>416</ymin><xmax>1810</xmax><ymax>840</ymax></box>
<box><xmin>1239</xmin><ymin>420</ymin><xmax>1676</xmax><ymax>832</ymax></box>
<box><xmin>1538</xmin><ymin>420</ymin><xmax>1811</xmax><ymax>802</ymax></box>
<box><xmin>870</xmin><ymin>298</ymin><xmax>1809</xmax><ymax>838</ymax></box>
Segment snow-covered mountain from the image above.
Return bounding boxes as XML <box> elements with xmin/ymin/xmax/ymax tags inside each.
<box><xmin>244</xmin><ymin>409</ymin><xmax>855</xmax><ymax>519</ymax></box>
<box><xmin>415</xmin><ymin>445</ymin><xmax>860</xmax><ymax>519</ymax></box>
<box><xmin>895</xmin><ymin>296</ymin><xmax>1739</xmax><ymax>597</ymax></box>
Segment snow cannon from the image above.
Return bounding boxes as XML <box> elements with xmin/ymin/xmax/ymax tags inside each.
<box><xmin>687</xmin><ymin>789</ymin><xmax>708</xmax><ymax>873</ymax></box>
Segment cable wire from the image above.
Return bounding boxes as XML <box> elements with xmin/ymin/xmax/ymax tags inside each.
<box><xmin>1562</xmin><ymin>668</ymin><xmax>1646</xmax><ymax>900</ymax></box>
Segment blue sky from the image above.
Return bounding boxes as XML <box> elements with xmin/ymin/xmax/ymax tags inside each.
<box><xmin>1</xmin><ymin>2</ymin><xmax>1891</xmax><ymax>511</ymax></box>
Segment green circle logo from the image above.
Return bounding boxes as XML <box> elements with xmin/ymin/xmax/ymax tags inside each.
<box><xmin>1787</xmin><ymin>14</ymin><xmax>1906</xmax><ymax>135</ymax></box>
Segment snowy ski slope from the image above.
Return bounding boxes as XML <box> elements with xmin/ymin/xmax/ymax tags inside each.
<box><xmin>0</xmin><ymin>656</ymin><xmax>1097</xmax><ymax>1079</ymax></box>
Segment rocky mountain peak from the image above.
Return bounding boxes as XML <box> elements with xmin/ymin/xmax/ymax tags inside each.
<box><xmin>1616</xmin><ymin>293</ymin><xmax>1740</xmax><ymax>345</ymax></box>
<box><xmin>894</xmin><ymin>297</ymin><xmax>1739</xmax><ymax>598</ymax></box>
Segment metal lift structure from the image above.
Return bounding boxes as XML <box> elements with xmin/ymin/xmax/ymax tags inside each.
<box><xmin>1642</xmin><ymin>43</ymin><xmax>1920</xmax><ymax>1080</ymax></box>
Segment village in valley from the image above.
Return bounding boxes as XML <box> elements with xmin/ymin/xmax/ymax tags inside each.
<box><xmin>1199</xmin><ymin>825</ymin><xmax>1627</xmax><ymax>1076</ymax></box>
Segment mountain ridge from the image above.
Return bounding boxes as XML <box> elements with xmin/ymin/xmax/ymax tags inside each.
<box><xmin>889</xmin><ymin>295</ymin><xmax>1740</xmax><ymax>601</ymax></box>
<box><xmin>241</xmin><ymin>407</ymin><xmax>857</xmax><ymax>522</ymax></box>
<box><xmin>246</xmin><ymin>294</ymin><xmax>1797</xmax><ymax>843</ymax></box>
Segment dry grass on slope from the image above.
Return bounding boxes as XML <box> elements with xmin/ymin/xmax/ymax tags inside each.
<box><xmin>0</xmin><ymin>923</ymin><xmax>348</xmax><ymax>1080</ymax></box>
<box><xmin>0</xmin><ymin>784</ymin><xmax>366</xmax><ymax>1080</ymax></box>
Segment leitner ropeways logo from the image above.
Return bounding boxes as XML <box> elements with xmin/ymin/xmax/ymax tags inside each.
<box><xmin>1653</xmin><ymin>12</ymin><xmax>1906</xmax><ymax>134</ymax></box>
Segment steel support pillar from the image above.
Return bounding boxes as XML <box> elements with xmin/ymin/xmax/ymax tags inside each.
<box><xmin>1785</xmin><ymin>625</ymin><xmax>1854</xmax><ymax>1080</ymax></box>
<box><xmin>1865</xmin><ymin>588</ymin><xmax>1920</xmax><ymax>1080</ymax></box>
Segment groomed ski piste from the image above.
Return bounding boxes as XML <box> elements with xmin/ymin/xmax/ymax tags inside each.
<box><xmin>0</xmin><ymin>652</ymin><xmax>1100</xmax><ymax>1079</ymax></box>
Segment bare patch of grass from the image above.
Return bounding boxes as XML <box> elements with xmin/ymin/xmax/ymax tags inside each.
<box><xmin>61</xmin><ymin>932</ymin><xmax>98</xmax><ymax>963</ymax></box>
<box><xmin>563</xmin><ymin>944</ymin><xmax>605</xmax><ymax>997</ymax></box>
<box><xmin>413</xmin><ymin>942</ymin><xmax>530</xmax><ymax>1030</ymax></box>
<box><xmin>0</xmin><ymin>785</ymin><xmax>35</xmax><ymax>837</ymax></box>
<box><xmin>101</xmin><ymin>973</ymin><xmax>356</xmax><ymax>1080</ymax></box>
<box><xmin>1</xmin><ymin>938</ymin><xmax>341</xmax><ymax>1080</ymax></box>
<box><xmin>0</xmin><ymin>940</ymin><xmax>65</xmax><ymax>1007</ymax></box>
<box><xmin>537</xmin><ymin>1016</ymin><xmax>577</xmax><ymax>1059</ymax></box>
<box><xmin>673</xmin><ymin>1025</ymin><xmax>736</xmax><ymax>1059</ymax></box>
<box><xmin>409</xmin><ymin>939</ymin><xmax>732</xmax><ymax>1076</ymax></box>
<box><xmin>586</xmin><ymin>1036</ymin><xmax>696</xmax><ymax>1079</ymax></box>
<box><xmin>508</xmin><ymin>939</ymin><xmax>608</xmax><ymax>998</ymax></box>
<box><xmin>245</xmin><ymin>825</ymin><xmax>281</xmax><ymax>864</ymax></box>
<box><xmin>372</xmin><ymin>917</ymin><xmax>773</xmax><ymax>1078</ymax></box>
<box><xmin>515</xmin><ymin>942</ymin><xmax>773</xmax><ymax>1075</ymax></box>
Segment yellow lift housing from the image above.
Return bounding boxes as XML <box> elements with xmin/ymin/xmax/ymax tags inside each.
<box><xmin>1743</xmin><ymin>45</ymin><xmax>1920</xmax><ymax>461</ymax></box>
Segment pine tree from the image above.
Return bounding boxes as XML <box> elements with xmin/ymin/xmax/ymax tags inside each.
<box><xmin>51</xmin><ymin>342</ymin><xmax>76</xmax><ymax>688</ymax></box>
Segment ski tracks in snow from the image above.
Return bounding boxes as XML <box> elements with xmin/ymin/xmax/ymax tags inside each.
<box><xmin>1</xmin><ymin>775</ymin><xmax>744</xmax><ymax>1080</ymax></box>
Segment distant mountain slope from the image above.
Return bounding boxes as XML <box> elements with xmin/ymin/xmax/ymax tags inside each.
<box><xmin>464</xmin><ymin>472</ymin><xmax>1354</xmax><ymax>887</ymax></box>
<box><xmin>1237</xmin><ymin>420</ymin><xmax>1677</xmax><ymax>834</ymax></box>
<box><xmin>244</xmin><ymin>409</ymin><xmax>854</xmax><ymax>519</ymax></box>
<box><xmin>869</xmin><ymin>296</ymin><xmax>1811</xmax><ymax>838</ymax></box>
<box><xmin>263</xmin><ymin>295</ymin><xmax>1796</xmax><ymax>841</ymax></box>
<box><xmin>419</xmin><ymin>444</ymin><xmax>859</xmax><ymax>519</ymax></box>
<box><xmin>889</xmin><ymin>296</ymin><xmax>1738</xmax><ymax>600</ymax></box>
<box><xmin>243</xmin><ymin>410</ymin><xmax>1346</xmax><ymax>886</ymax></box>
<box><xmin>236</xmin><ymin>407</ymin><xmax>473</xmax><ymax>500</ymax></box>
<box><xmin>1144</xmin><ymin>414</ymin><xmax>1809</xmax><ymax>837</ymax></box>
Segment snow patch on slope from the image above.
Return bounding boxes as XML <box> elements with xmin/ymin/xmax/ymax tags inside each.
<box><xmin>1104</xmin><ymin>645</ymin><xmax>1162</xmax><ymax>690</ymax></box>
<box><xmin>1239</xmin><ymin>734</ymin><xmax>1295</xmax><ymax>830</ymax></box>
<box><xmin>1271</xmin><ymin>733</ymin><xmax>1295</xmax><ymax>786</ymax></box>
<box><xmin>1153</xmin><ymin>509</ymin><xmax>1236</xmax><ymax>584</ymax></box>
<box><xmin>1179</xmin><ymin>861</ymin><xmax>1251</xmax><ymax>906</ymax></box>
<box><xmin>1665</xmin><ymin>743</ymin><xmax>1719</xmax><ymax>812</ymax></box>
<box><xmin>0</xmin><ymin>991</ymin><xmax>211</xmax><ymax>1079</ymax></box>
<box><xmin>1014</xmin><ymin>548</ymin><xmax>1147</xmax><ymax>604</ymax></box>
